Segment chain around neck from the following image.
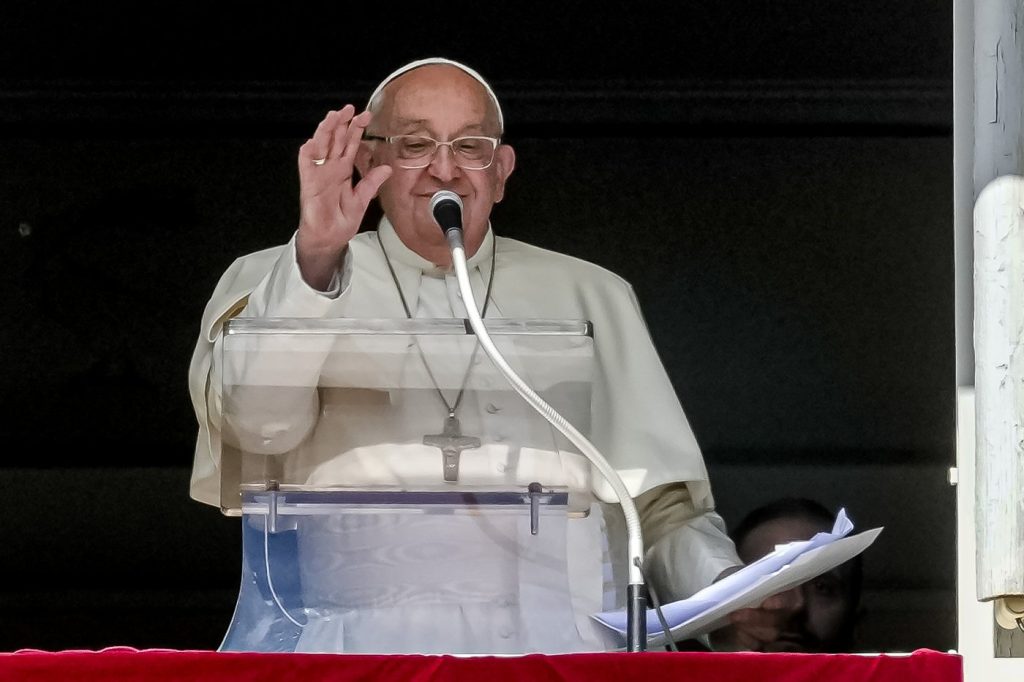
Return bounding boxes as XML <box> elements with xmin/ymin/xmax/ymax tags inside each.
<box><xmin>376</xmin><ymin>230</ymin><xmax>496</xmax><ymax>319</ymax></box>
<box><xmin>376</xmin><ymin>229</ymin><xmax>497</xmax><ymax>415</ymax></box>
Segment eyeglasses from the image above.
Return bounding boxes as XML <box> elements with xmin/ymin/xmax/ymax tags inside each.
<box><xmin>363</xmin><ymin>134</ymin><xmax>499</xmax><ymax>170</ymax></box>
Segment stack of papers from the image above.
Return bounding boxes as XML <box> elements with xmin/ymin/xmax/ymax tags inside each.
<box><xmin>592</xmin><ymin>508</ymin><xmax>882</xmax><ymax>647</ymax></box>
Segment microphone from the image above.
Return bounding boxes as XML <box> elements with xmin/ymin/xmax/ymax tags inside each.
<box><xmin>430</xmin><ymin>190</ymin><xmax>463</xmax><ymax>235</ymax></box>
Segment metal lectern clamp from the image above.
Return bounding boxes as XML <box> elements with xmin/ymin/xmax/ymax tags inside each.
<box><xmin>265</xmin><ymin>480</ymin><xmax>280</xmax><ymax>534</ymax></box>
<box><xmin>527</xmin><ymin>482</ymin><xmax>543</xmax><ymax>535</ymax></box>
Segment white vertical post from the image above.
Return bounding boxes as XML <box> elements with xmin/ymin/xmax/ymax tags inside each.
<box><xmin>974</xmin><ymin>177</ymin><xmax>1024</xmax><ymax>602</ymax></box>
<box><xmin>957</xmin><ymin>0</ymin><xmax>1024</xmax><ymax>670</ymax></box>
<box><xmin>972</xmin><ymin>0</ymin><xmax>1024</xmax><ymax>608</ymax></box>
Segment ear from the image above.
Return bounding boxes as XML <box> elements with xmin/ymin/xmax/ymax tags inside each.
<box><xmin>355</xmin><ymin>140</ymin><xmax>375</xmax><ymax>178</ymax></box>
<box><xmin>491</xmin><ymin>144</ymin><xmax>516</xmax><ymax>204</ymax></box>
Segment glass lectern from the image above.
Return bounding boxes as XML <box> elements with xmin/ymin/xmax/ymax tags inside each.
<box><xmin>215</xmin><ymin>318</ymin><xmax>602</xmax><ymax>654</ymax></box>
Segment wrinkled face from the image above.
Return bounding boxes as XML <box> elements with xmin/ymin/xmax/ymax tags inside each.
<box><xmin>357</xmin><ymin>65</ymin><xmax>515</xmax><ymax>266</ymax></box>
<box><xmin>738</xmin><ymin>517</ymin><xmax>858</xmax><ymax>652</ymax></box>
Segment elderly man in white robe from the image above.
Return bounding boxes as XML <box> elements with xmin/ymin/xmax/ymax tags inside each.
<box><xmin>188</xmin><ymin>57</ymin><xmax>795</xmax><ymax>654</ymax></box>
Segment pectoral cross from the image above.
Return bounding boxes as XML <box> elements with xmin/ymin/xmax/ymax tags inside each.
<box><xmin>423</xmin><ymin>414</ymin><xmax>481</xmax><ymax>483</ymax></box>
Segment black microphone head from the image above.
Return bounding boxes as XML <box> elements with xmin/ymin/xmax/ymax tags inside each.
<box><xmin>430</xmin><ymin>190</ymin><xmax>463</xmax><ymax>234</ymax></box>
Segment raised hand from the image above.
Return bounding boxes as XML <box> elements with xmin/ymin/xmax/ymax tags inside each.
<box><xmin>295</xmin><ymin>105</ymin><xmax>392</xmax><ymax>290</ymax></box>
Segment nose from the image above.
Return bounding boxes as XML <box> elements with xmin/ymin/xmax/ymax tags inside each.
<box><xmin>796</xmin><ymin>585</ymin><xmax>808</xmax><ymax>607</ymax></box>
<box><xmin>782</xmin><ymin>586</ymin><xmax>807</xmax><ymax>612</ymax></box>
<box><xmin>765</xmin><ymin>586</ymin><xmax>806</xmax><ymax>614</ymax></box>
<box><xmin>427</xmin><ymin>144</ymin><xmax>460</xmax><ymax>182</ymax></box>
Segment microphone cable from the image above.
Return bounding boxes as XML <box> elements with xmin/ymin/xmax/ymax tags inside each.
<box><xmin>434</xmin><ymin>191</ymin><xmax>662</xmax><ymax>652</ymax></box>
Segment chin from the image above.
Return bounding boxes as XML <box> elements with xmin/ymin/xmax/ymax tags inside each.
<box><xmin>463</xmin><ymin>220</ymin><xmax>488</xmax><ymax>240</ymax></box>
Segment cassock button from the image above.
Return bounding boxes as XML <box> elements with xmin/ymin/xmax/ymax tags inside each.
<box><xmin>486</xmin><ymin>403</ymin><xmax>501</xmax><ymax>414</ymax></box>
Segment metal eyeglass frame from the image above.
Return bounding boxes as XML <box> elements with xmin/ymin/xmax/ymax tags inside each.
<box><xmin>363</xmin><ymin>134</ymin><xmax>500</xmax><ymax>170</ymax></box>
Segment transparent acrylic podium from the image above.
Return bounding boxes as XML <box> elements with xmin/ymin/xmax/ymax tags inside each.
<box><xmin>216</xmin><ymin>317</ymin><xmax>599</xmax><ymax>654</ymax></box>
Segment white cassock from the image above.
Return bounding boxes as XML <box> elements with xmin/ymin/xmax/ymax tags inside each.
<box><xmin>188</xmin><ymin>218</ymin><xmax>742</xmax><ymax>653</ymax></box>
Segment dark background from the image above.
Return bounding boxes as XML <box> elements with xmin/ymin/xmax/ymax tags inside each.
<box><xmin>1</xmin><ymin>1</ymin><xmax>954</xmax><ymax>653</ymax></box>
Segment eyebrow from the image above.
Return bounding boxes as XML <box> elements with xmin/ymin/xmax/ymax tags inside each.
<box><xmin>390</xmin><ymin>117</ymin><xmax>429</xmax><ymax>129</ymax></box>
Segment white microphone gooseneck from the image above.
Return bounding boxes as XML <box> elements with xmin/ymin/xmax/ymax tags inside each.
<box><xmin>429</xmin><ymin>190</ymin><xmax>647</xmax><ymax>651</ymax></box>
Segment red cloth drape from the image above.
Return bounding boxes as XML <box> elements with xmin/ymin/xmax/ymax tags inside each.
<box><xmin>0</xmin><ymin>647</ymin><xmax>962</xmax><ymax>682</ymax></box>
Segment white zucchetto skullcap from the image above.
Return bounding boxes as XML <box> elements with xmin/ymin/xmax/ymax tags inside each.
<box><xmin>366</xmin><ymin>57</ymin><xmax>504</xmax><ymax>134</ymax></box>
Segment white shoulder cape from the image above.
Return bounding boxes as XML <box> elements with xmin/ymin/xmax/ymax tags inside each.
<box><xmin>188</xmin><ymin>228</ymin><xmax>711</xmax><ymax>508</ymax></box>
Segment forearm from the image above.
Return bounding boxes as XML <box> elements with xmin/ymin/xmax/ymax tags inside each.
<box><xmin>638</xmin><ymin>483</ymin><xmax>742</xmax><ymax>603</ymax></box>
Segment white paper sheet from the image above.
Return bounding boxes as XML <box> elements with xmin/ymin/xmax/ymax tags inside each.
<box><xmin>591</xmin><ymin>508</ymin><xmax>882</xmax><ymax>648</ymax></box>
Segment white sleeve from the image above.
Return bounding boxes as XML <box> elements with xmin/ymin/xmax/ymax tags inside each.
<box><xmin>189</xmin><ymin>236</ymin><xmax>357</xmax><ymax>504</ymax></box>
<box><xmin>212</xmin><ymin>237</ymin><xmax>354</xmax><ymax>455</ymax></box>
<box><xmin>246</xmin><ymin>235</ymin><xmax>353</xmax><ymax>315</ymax></box>
<box><xmin>637</xmin><ymin>483</ymin><xmax>742</xmax><ymax>602</ymax></box>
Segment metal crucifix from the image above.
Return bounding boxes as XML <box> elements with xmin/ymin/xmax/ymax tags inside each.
<box><xmin>423</xmin><ymin>414</ymin><xmax>481</xmax><ymax>483</ymax></box>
